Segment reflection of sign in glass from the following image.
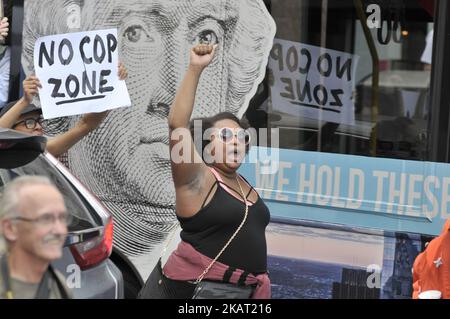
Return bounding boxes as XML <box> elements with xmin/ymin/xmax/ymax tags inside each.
<box><xmin>269</xmin><ymin>38</ymin><xmax>359</xmax><ymax>126</ymax></box>
<box><xmin>34</xmin><ymin>29</ymin><xmax>131</xmax><ymax>119</ymax></box>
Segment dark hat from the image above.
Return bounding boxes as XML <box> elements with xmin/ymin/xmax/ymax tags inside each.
<box><xmin>0</xmin><ymin>100</ymin><xmax>42</xmax><ymax>118</ymax></box>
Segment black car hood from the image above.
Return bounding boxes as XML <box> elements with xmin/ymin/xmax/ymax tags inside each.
<box><xmin>0</xmin><ymin>128</ymin><xmax>47</xmax><ymax>168</ymax></box>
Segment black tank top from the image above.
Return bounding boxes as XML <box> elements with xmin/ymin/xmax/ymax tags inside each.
<box><xmin>177</xmin><ymin>168</ymin><xmax>271</xmax><ymax>274</ymax></box>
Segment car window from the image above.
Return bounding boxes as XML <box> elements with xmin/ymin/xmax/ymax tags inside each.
<box><xmin>0</xmin><ymin>155</ymin><xmax>100</xmax><ymax>231</ymax></box>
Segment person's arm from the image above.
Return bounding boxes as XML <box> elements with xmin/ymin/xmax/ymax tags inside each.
<box><xmin>168</xmin><ymin>44</ymin><xmax>216</xmax><ymax>187</ymax></box>
<box><xmin>46</xmin><ymin>62</ymin><xmax>128</xmax><ymax>157</ymax></box>
<box><xmin>0</xmin><ymin>75</ymin><xmax>41</xmax><ymax>128</ymax></box>
<box><xmin>46</xmin><ymin>111</ymin><xmax>109</xmax><ymax>157</ymax></box>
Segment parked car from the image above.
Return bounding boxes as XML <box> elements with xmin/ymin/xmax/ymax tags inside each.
<box><xmin>0</xmin><ymin>128</ymin><xmax>130</xmax><ymax>298</ymax></box>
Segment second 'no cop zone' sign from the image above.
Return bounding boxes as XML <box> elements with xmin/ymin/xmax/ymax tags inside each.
<box><xmin>34</xmin><ymin>28</ymin><xmax>131</xmax><ymax>119</ymax></box>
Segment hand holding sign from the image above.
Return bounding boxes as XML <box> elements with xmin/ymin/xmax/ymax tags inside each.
<box><xmin>118</xmin><ymin>62</ymin><xmax>128</xmax><ymax>80</ymax></box>
<box><xmin>78</xmin><ymin>62</ymin><xmax>128</xmax><ymax>130</ymax></box>
<box><xmin>34</xmin><ymin>29</ymin><xmax>131</xmax><ymax>119</ymax></box>
<box><xmin>23</xmin><ymin>75</ymin><xmax>42</xmax><ymax>103</ymax></box>
<box><xmin>79</xmin><ymin>110</ymin><xmax>110</xmax><ymax>130</ymax></box>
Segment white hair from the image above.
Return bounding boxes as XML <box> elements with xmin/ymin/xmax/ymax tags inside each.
<box><xmin>0</xmin><ymin>175</ymin><xmax>53</xmax><ymax>220</ymax></box>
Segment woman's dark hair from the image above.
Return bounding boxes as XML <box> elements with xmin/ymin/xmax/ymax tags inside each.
<box><xmin>189</xmin><ymin>112</ymin><xmax>250</xmax><ymax>159</ymax></box>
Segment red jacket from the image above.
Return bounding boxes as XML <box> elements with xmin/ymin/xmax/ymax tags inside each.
<box><xmin>412</xmin><ymin>219</ymin><xmax>450</xmax><ymax>299</ymax></box>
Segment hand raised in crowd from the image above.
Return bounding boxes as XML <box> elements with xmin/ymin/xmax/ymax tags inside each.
<box><xmin>0</xmin><ymin>17</ymin><xmax>9</xmax><ymax>41</ymax></box>
<box><xmin>23</xmin><ymin>75</ymin><xmax>42</xmax><ymax>103</ymax></box>
<box><xmin>190</xmin><ymin>44</ymin><xmax>217</xmax><ymax>72</ymax></box>
<box><xmin>118</xmin><ymin>61</ymin><xmax>128</xmax><ymax>80</ymax></box>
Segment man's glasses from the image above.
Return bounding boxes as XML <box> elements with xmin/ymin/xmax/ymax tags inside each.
<box><xmin>12</xmin><ymin>212</ymin><xmax>72</xmax><ymax>227</ymax></box>
<box><xmin>217</xmin><ymin>127</ymin><xmax>251</xmax><ymax>145</ymax></box>
<box><xmin>14</xmin><ymin>116</ymin><xmax>43</xmax><ymax>130</ymax></box>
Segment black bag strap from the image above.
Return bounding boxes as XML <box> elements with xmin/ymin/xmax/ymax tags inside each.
<box><xmin>238</xmin><ymin>271</ymin><xmax>250</xmax><ymax>286</ymax></box>
<box><xmin>48</xmin><ymin>266</ymin><xmax>69</xmax><ymax>299</ymax></box>
<box><xmin>34</xmin><ymin>268</ymin><xmax>51</xmax><ymax>299</ymax></box>
<box><xmin>222</xmin><ymin>267</ymin><xmax>235</xmax><ymax>283</ymax></box>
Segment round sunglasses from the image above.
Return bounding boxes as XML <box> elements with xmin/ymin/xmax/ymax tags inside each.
<box><xmin>217</xmin><ymin>127</ymin><xmax>251</xmax><ymax>145</ymax></box>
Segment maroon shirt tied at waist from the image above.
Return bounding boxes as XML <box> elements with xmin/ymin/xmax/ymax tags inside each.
<box><xmin>163</xmin><ymin>240</ymin><xmax>271</xmax><ymax>299</ymax></box>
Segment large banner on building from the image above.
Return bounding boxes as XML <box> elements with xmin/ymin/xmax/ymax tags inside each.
<box><xmin>239</xmin><ymin>147</ymin><xmax>446</xmax><ymax>298</ymax></box>
<box><xmin>239</xmin><ymin>147</ymin><xmax>449</xmax><ymax>236</ymax></box>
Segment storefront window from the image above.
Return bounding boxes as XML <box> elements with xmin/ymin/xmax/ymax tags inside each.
<box><xmin>247</xmin><ymin>0</ymin><xmax>435</xmax><ymax>161</ymax></box>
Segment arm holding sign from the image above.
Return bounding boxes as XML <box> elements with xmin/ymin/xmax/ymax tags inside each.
<box><xmin>46</xmin><ymin>62</ymin><xmax>128</xmax><ymax>157</ymax></box>
<box><xmin>46</xmin><ymin>111</ymin><xmax>109</xmax><ymax>157</ymax></box>
<box><xmin>0</xmin><ymin>75</ymin><xmax>41</xmax><ymax>128</ymax></box>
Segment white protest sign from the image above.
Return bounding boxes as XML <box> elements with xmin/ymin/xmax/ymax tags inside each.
<box><xmin>34</xmin><ymin>29</ymin><xmax>131</xmax><ymax>119</ymax></box>
<box><xmin>269</xmin><ymin>38</ymin><xmax>359</xmax><ymax>125</ymax></box>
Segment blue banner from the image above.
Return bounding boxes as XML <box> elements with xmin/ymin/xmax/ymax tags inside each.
<box><xmin>239</xmin><ymin>147</ymin><xmax>450</xmax><ymax>235</ymax></box>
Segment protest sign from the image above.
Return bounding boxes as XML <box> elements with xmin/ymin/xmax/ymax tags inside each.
<box><xmin>34</xmin><ymin>28</ymin><xmax>131</xmax><ymax>119</ymax></box>
<box><xmin>269</xmin><ymin>38</ymin><xmax>359</xmax><ymax>125</ymax></box>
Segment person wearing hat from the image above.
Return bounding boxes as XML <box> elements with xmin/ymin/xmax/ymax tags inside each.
<box><xmin>0</xmin><ymin>64</ymin><xmax>127</xmax><ymax>157</ymax></box>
